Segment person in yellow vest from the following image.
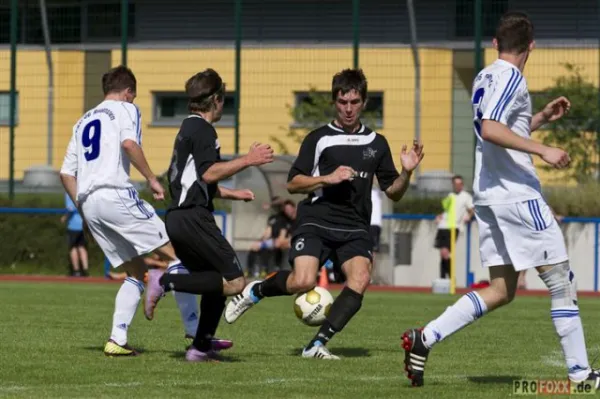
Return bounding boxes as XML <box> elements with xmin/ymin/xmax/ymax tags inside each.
<box><xmin>434</xmin><ymin>175</ymin><xmax>474</xmax><ymax>279</ymax></box>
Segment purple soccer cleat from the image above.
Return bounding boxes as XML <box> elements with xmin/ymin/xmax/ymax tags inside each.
<box><xmin>144</xmin><ymin>268</ymin><xmax>165</xmax><ymax>321</ymax></box>
<box><xmin>185</xmin><ymin>335</ymin><xmax>233</xmax><ymax>352</ymax></box>
<box><xmin>185</xmin><ymin>347</ymin><xmax>221</xmax><ymax>362</ymax></box>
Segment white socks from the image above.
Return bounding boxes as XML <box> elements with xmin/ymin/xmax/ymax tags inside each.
<box><xmin>422</xmin><ymin>291</ymin><xmax>488</xmax><ymax>349</ymax></box>
<box><xmin>110</xmin><ymin>277</ymin><xmax>144</xmax><ymax>345</ymax></box>
<box><xmin>167</xmin><ymin>261</ymin><xmax>199</xmax><ymax>337</ymax></box>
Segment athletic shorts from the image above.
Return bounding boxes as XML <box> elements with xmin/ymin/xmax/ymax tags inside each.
<box><xmin>370</xmin><ymin>225</ymin><xmax>382</xmax><ymax>253</ymax></box>
<box><xmin>288</xmin><ymin>224</ymin><xmax>373</xmax><ymax>268</ymax></box>
<box><xmin>476</xmin><ymin>198</ymin><xmax>568</xmax><ymax>271</ymax></box>
<box><xmin>433</xmin><ymin>228</ymin><xmax>459</xmax><ymax>249</ymax></box>
<box><xmin>165</xmin><ymin>207</ymin><xmax>244</xmax><ymax>281</ymax></box>
<box><xmin>81</xmin><ymin>187</ymin><xmax>168</xmax><ymax>268</ymax></box>
<box><xmin>67</xmin><ymin>230</ymin><xmax>86</xmax><ymax>249</ymax></box>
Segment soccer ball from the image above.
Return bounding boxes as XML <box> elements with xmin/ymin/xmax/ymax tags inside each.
<box><xmin>293</xmin><ymin>287</ymin><xmax>334</xmax><ymax>326</ymax></box>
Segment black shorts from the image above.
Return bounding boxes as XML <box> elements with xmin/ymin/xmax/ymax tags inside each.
<box><xmin>67</xmin><ymin>230</ymin><xmax>86</xmax><ymax>248</ymax></box>
<box><xmin>288</xmin><ymin>224</ymin><xmax>373</xmax><ymax>268</ymax></box>
<box><xmin>434</xmin><ymin>228</ymin><xmax>459</xmax><ymax>249</ymax></box>
<box><xmin>370</xmin><ymin>225</ymin><xmax>382</xmax><ymax>252</ymax></box>
<box><xmin>165</xmin><ymin>207</ymin><xmax>243</xmax><ymax>281</ymax></box>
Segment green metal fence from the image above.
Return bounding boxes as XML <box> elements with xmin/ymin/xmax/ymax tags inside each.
<box><xmin>1</xmin><ymin>0</ymin><xmax>599</xmax><ymax>200</ymax></box>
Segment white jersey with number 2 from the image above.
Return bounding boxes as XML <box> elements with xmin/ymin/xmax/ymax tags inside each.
<box><xmin>60</xmin><ymin>100</ymin><xmax>141</xmax><ymax>202</ymax></box>
<box><xmin>471</xmin><ymin>59</ymin><xmax>542</xmax><ymax>206</ymax></box>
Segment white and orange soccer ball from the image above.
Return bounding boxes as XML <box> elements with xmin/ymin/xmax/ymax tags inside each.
<box><xmin>293</xmin><ymin>287</ymin><xmax>334</xmax><ymax>326</ymax></box>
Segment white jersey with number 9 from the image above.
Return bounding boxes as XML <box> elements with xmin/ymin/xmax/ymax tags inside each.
<box><xmin>60</xmin><ymin>100</ymin><xmax>141</xmax><ymax>202</ymax></box>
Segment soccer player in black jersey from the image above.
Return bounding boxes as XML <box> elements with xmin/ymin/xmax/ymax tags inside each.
<box><xmin>144</xmin><ymin>68</ymin><xmax>274</xmax><ymax>362</ymax></box>
<box><xmin>224</xmin><ymin>68</ymin><xmax>424</xmax><ymax>359</ymax></box>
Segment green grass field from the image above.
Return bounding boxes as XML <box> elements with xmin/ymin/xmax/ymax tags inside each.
<box><xmin>1</xmin><ymin>281</ymin><xmax>600</xmax><ymax>398</ymax></box>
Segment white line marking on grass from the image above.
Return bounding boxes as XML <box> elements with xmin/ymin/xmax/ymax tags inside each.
<box><xmin>0</xmin><ymin>374</ymin><xmax>469</xmax><ymax>392</ymax></box>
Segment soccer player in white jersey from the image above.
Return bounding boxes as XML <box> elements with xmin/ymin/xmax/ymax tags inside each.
<box><xmin>402</xmin><ymin>12</ymin><xmax>600</xmax><ymax>388</ymax></box>
<box><xmin>59</xmin><ymin>66</ymin><xmax>233</xmax><ymax>356</ymax></box>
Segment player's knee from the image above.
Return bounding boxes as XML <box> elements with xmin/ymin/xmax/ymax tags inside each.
<box><xmin>289</xmin><ymin>272</ymin><xmax>316</xmax><ymax>293</ymax></box>
<box><xmin>539</xmin><ymin>262</ymin><xmax>577</xmax><ymax>307</ymax></box>
<box><xmin>224</xmin><ymin>276</ymin><xmax>246</xmax><ymax>295</ymax></box>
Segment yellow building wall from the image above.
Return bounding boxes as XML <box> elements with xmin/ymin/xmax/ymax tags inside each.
<box><xmin>0</xmin><ymin>50</ymin><xmax>84</xmax><ymax>180</ymax></box>
<box><xmin>113</xmin><ymin>47</ymin><xmax>453</xmax><ymax>181</ymax></box>
<box><xmin>484</xmin><ymin>48</ymin><xmax>600</xmax><ymax>185</ymax></box>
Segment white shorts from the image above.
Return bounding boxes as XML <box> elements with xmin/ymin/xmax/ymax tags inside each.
<box><xmin>81</xmin><ymin>187</ymin><xmax>169</xmax><ymax>268</ymax></box>
<box><xmin>475</xmin><ymin>198</ymin><xmax>568</xmax><ymax>271</ymax></box>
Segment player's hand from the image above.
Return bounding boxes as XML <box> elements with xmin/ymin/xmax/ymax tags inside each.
<box><xmin>236</xmin><ymin>189</ymin><xmax>255</xmax><ymax>202</ymax></box>
<box><xmin>148</xmin><ymin>177</ymin><xmax>165</xmax><ymax>200</ymax></box>
<box><xmin>541</xmin><ymin>146</ymin><xmax>570</xmax><ymax>169</ymax></box>
<box><xmin>246</xmin><ymin>142</ymin><xmax>274</xmax><ymax>166</ymax></box>
<box><xmin>400</xmin><ymin>140</ymin><xmax>424</xmax><ymax>172</ymax></box>
<box><xmin>324</xmin><ymin>166</ymin><xmax>357</xmax><ymax>185</ymax></box>
<box><xmin>541</xmin><ymin>96</ymin><xmax>570</xmax><ymax>123</ymax></box>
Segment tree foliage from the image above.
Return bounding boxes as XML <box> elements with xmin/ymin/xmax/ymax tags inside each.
<box><xmin>533</xmin><ymin>63</ymin><xmax>600</xmax><ymax>183</ymax></box>
<box><xmin>271</xmin><ymin>87</ymin><xmax>382</xmax><ymax>154</ymax></box>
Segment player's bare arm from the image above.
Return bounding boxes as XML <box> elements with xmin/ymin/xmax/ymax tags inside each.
<box><xmin>530</xmin><ymin>96</ymin><xmax>570</xmax><ymax>132</ymax></box>
<box><xmin>202</xmin><ymin>142</ymin><xmax>273</xmax><ymax>184</ymax></box>
<box><xmin>216</xmin><ymin>186</ymin><xmax>255</xmax><ymax>202</ymax></box>
<box><xmin>60</xmin><ymin>174</ymin><xmax>78</xmax><ymax>206</ymax></box>
<box><xmin>121</xmin><ymin>139</ymin><xmax>165</xmax><ymax>200</ymax></box>
<box><xmin>481</xmin><ymin>120</ymin><xmax>570</xmax><ymax>168</ymax></box>
<box><xmin>385</xmin><ymin>141</ymin><xmax>424</xmax><ymax>201</ymax></box>
<box><xmin>287</xmin><ymin>165</ymin><xmax>356</xmax><ymax>194</ymax></box>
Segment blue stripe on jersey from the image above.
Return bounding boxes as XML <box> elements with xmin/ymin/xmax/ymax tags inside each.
<box><xmin>490</xmin><ymin>69</ymin><xmax>517</xmax><ymax>120</ymax></box>
<box><xmin>496</xmin><ymin>74</ymin><xmax>523</xmax><ymax>121</ymax></box>
<box><xmin>135</xmin><ymin>106</ymin><xmax>141</xmax><ymax>144</ymax></box>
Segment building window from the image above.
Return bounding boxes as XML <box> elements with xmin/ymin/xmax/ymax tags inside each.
<box><xmin>0</xmin><ymin>92</ymin><xmax>19</xmax><ymax>126</ymax></box>
<box><xmin>455</xmin><ymin>0</ymin><xmax>508</xmax><ymax>38</ymax></box>
<box><xmin>152</xmin><ymin>92</ymin><xmax>236</xmax><ymax>127</ymax></box>
<box><xmin>24</xmin><ymin>5</ymin><xmax>81</xmax><ymax>44</ymax></box>
<box><xmin>87</xmin><ymin>3</ymin><xmax>135</xmax><ymax>40</ymax></box>
<box><xmin>293</xmin><ymin>91</ymin><xmax>384</xmax><ymax>129</ymax></box>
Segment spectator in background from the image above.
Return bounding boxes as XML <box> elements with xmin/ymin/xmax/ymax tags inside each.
<box><xmin>246</xmin><ymin>196</ymin><xmax>285</xmax><ymax>278</ymax></box>
<box><xmin>61</xmin><ymin>192</ymin><xmax>89</xmax><ymax>277</ymax></box>
<box><xmin>434</xmin><ymin>175</ymin><xmax>474</xmax><ymax>279</ymax></box>
<box><xmin>273</xmin><ymin>199</ymin><xmax>297</xmax><ymax>251</ymax></box>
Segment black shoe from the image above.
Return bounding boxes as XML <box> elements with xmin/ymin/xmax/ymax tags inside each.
<box><xmin>81</xmin><ymin>269</ymin><xmax>89</xmax><ymax>277</ymax></box>
<box><xmin>583</xmin><ymin>369</ymin><xmax>600</xmax><ymax>391</ymax></box>
<box><xmin>401</xmin><ymin>328</ymin><xmax>430</xmax><ymax>387</ymax></box>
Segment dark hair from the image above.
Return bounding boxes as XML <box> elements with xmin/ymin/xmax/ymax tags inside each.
<box><xmin>102</xmin><ymin>65</ymin><xmax>137</xmax><ymax>95</ymax></box>
<box><xmin>185</xmin><ymin>68</ymin><xmax>225</xmax><ymax>113</ymax></box>
<box><xmin>452</xmin><ymin>175</ymin><xmax>463</xmax><ymax>182</ymax></box>
<box><xmin>495</xmin><ymin>11</ymin><xmax>534</xmax><ymax>54</ymax></box>
<box><xmin>283</xmin><ymin>199</ymin><xmax>296</xmax><ymax>207</ymax></box>
<box><xmin>331</xmin><ymin>68</ymin><xmax>368</xmax><ymax>102</ymax></box>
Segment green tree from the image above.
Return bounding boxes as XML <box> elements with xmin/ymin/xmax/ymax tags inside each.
<box><xmin>533</xmin><ymin>63</ymin><xmax>600</xmax><ymax>183</ymax></box>
<box><xmin>271</xmin><ymin>87</ymin><xmax>382</xmax><ymax>154</ymax></box>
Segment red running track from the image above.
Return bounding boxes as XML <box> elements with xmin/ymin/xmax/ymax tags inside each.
<box><xmin>2</xmin><ymin>274</ymin><xmax>600</xmax><ymax>297</ymax></box>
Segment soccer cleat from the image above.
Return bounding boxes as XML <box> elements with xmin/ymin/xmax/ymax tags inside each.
<box><xmin>185</xmin><ymin>347</ymin><xmax>220</xmax><ymax>363</ymax></box>
<box><xmin>224</xmin><ymin>280</ymin><xmax>261</xmax><ymax>324</ymax></box>
<box><xmin>184</xmin><ymin>335</ymin><xmax>234</xmax><ymax>352</ymax></box>
<box><xmin>571</xmin><ymin>369</ymin><xmax>600</xmax><ymax>391</ymax></box>
<box><xmin>144</xmin><ymin>268</ymin><xmax>165</xmax><ymax>321</ymax></box>
<box><xmin>103</xmin><ymin>339</ymin><xmax>138</xmax><ymax>357</ymax></box>
<box><xmin>401</xmin><ymin>328</ymin><xmax>430</xmax><ymax>387</ymax></box>
<box><xmin>301</xmin><ymin>342</ymin><xmax>340</xmax><ymax>360</ymax></box>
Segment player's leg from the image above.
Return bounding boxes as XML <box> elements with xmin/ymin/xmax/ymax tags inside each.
<box><xmin>402</xmin><ymin>205</ymin><xmax>514</xmax><ymax>386</ymax></box>
<box><xmin>223</xmin><ymin>234</ymin><xmax>324</xmax><ymax>324</ymax></box>
<box><xmin>508</xmin><ymin>199</ymin><xmax>598</xmax><ymax>386</ymax></box>
<box><xmin>104</xmin><ymin>255</ymin><xmax>148</xmax><ymax>357</ymax></box>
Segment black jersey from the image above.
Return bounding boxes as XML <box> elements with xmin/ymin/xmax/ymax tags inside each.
<box><xmin>288</xmin><ymin>122</ymin><xmax>399</xmax><ymax>231</ymax></box>
<box><xmin>167</xmin><ymin>115</ymin><xmax>221</xmax><ymax>212</ymax></box>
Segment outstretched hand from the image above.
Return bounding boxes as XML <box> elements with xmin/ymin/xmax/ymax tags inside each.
<box><xmin>400</xmin><ymin>140</ymin><xmax>424</xmax><ymax>172</ymax></box>
<box><xmin>541</xmin><ymin>96</ymin><xmax>570</xmax><ymax>123</ymax></box>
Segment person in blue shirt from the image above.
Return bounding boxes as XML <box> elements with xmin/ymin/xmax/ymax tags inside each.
<box><xmin>61</xmin><ymin>193</ymin><xmax>89</xmax><ymax>277</ymax></box>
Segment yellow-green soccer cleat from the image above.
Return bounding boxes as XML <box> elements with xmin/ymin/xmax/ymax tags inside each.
<box><xmin>103</xmin><ymin>339</ymin><xmax>139</xmax><ymax>357</ymax></box>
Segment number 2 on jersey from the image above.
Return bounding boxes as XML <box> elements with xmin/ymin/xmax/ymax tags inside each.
<box><xmin>472</xmin><ymin>87</ymin><xmax>484</xmax><ymax>140</ymax></box>
<box><xmin>82</xmin><ymin>119</ymin><xmax>101</xmax><ymax>161</ymax></box>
